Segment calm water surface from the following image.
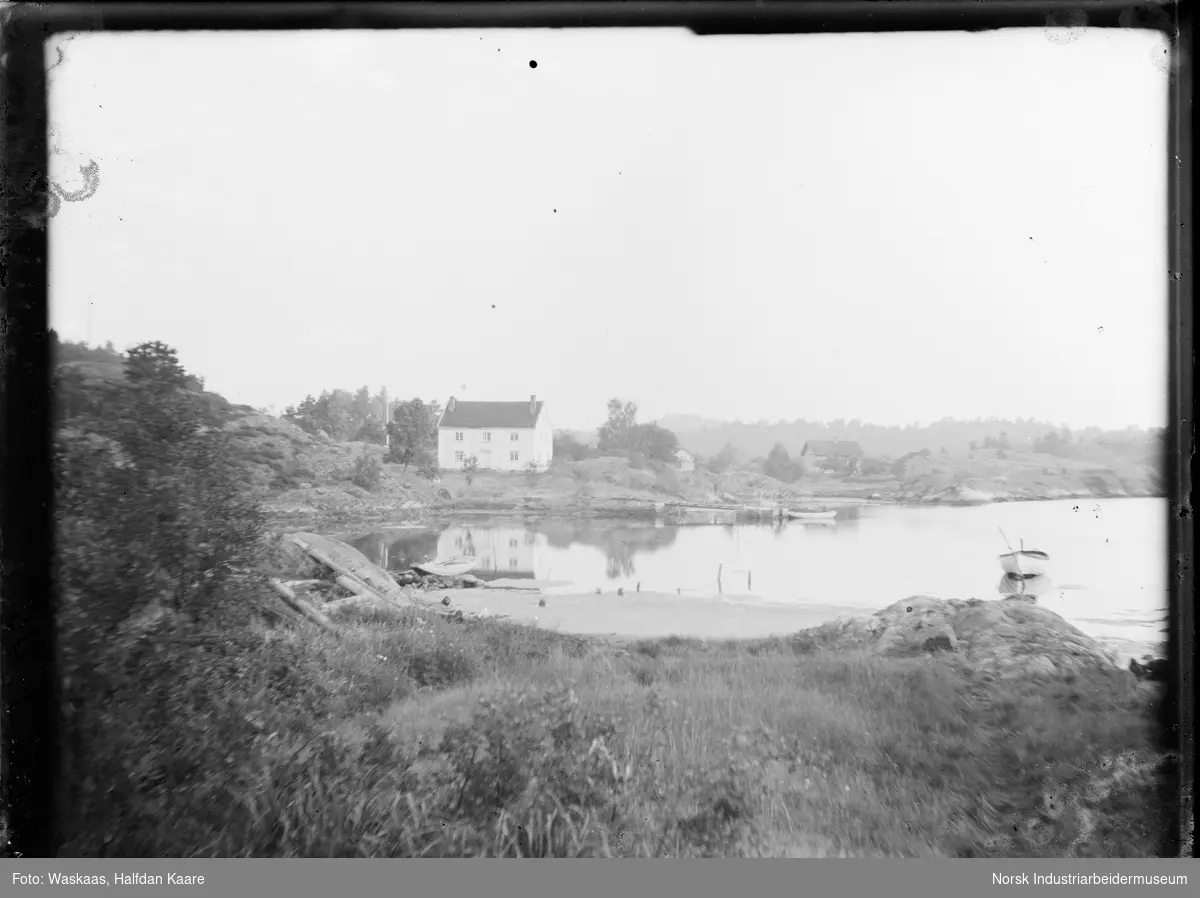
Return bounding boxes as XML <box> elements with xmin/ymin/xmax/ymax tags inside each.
<box><xmin>345</xmin><ymin>498</ymin><xmax>1168</xmax><ymax>662</ymax></box>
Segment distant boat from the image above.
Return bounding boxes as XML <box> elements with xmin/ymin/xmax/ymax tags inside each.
<box><xmin>952</xmin><ymin>486</ymin><xmax>992</xmax><ymax>506</ymax></box>
<box><xmin>788</xmin><ymin>509</ymin><xmax>837</xmax><ymax>520</ymax></box>
<box><xmin>411</xmin><ymin>555</ymin><xmax>480</xmax><ymax>577</ymax></box>
<box><xmin>998</xmin><ymin>549</ymin><xmax>1050</xmax><ymax>577</ymax></box>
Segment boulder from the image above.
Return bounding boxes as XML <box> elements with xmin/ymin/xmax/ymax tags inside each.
<box><xmin>792</xmin><ymin>595</ymin><xmax>1129</xmax><ymax>686</ymax></box>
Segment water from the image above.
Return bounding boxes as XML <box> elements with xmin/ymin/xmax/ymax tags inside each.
<box><xmin>344</xmin><ymin>498</ymin><xmax>1169</xmax><ymax>662</ymax></box>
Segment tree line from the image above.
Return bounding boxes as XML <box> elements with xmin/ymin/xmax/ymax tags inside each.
<box><xmin>659</xmin><ymin>414</ymin><xmax>1164</xmax><ymax>461</ymax></box>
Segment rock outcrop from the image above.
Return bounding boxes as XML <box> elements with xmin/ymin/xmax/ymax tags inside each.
<box><xmin>792</xmin><ymin>595</ymin><xmax>1131</xmax><ymax>685</ymax></box>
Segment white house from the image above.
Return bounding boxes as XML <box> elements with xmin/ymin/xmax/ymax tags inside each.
<box><xmin>674</xmin><ymin>448</ymin><xmax>696</xmax><ymax>472</ymax></box>
<box><xmin>437</xmin><ymin>395</ymin><xmax>553</xmax><ymax>472</ymax></box>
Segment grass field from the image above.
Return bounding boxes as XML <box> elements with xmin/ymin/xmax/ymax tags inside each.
<box><xmin>56</xmin><ymin>600</ymin><xmax>1169</xmax><ymax>858</ymax></box>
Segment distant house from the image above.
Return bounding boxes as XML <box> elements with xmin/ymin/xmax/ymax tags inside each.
<box><xmin>800</xmin><ymin>440</ymin><xmax>864</xmax><ymax>474</ymax></box>
<box><xmin>674</xmin><ymin>448</ymin><xmax>696</xmax><ymax>472</ymax></box>
<box><xmin>892</xmin><ymin>450</ymin><xmax>936</xmax><ymax>481</ymax></box>
<box><xmin>437</xmin><ymin>395</ymin><xmax>552</xmax><ymax>472</ymax></box>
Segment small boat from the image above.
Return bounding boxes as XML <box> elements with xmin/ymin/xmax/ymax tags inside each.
<box><xmin>411</xmin><ymin>555</ymin><xmax>480</xmax><ymax>578</ymax></box>
<box><xmin>788</xmin><ymin>509</ymin><xmax>837</xmax><ymax>520</ymax></box>
<box><xmin>998</xmin><ymin>549</ymin><xmax>1050</xmax><ymax>577</ymax></box>
<box><xmin>998</xmin><ymin>571</ymin><xmax>1052</xmax><ymax>598</ymax></box>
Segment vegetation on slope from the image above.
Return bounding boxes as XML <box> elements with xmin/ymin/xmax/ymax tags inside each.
<box><xmin>59</xmin><ymin>603</ymin><xmax>1168</xmax><ymax>857</ymax></box>
<box><xmin>35</xmin><ymin>338</ymin><xmax>1168</xmax><ymax>858</ymax></box>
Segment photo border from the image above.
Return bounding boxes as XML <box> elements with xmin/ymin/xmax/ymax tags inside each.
<box><xmin>0</xmin><ymin>0</ymin><xmax>1192</xmax><ymax>865</ymax></box>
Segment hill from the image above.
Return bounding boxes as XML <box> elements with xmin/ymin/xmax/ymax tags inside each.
<box><xmin>666</xmin><ymin>415</ymin><xmax>1163</xmax><ymax>465</ymax></box>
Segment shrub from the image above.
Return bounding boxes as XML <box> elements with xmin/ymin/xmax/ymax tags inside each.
<box><xmin>351</xmin><ymin>456</ymin><xmax>383</xmax><ymax>491</ymax></box>
<box><xmin>405</xmin><ymin>642</ymin><xmax>478</xmax><ymax>690</ymax></box>
<box><xmin>653</xmin><ymin>464</ymin><xmax>682</xmax><ymax>496</ymax></box>
<box><xmin>553</xmin><ymin>432</ymin><xmax>592</xmax><ymax>462</ymax></box>
<box><xmin>462</xmin><ymin>455</ymin><xmax>480</xmax><ymax>484</ymax></box>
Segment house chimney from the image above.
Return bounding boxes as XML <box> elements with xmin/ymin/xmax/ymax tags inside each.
<box><xmin>447</xmin><ymin>396</ymin><xmax>456</xmax><ymax>413</ymax></box>
<box><xmin>529</xmin><ymin>394</ymin><xmax>536</xmax><ymax>415</ymax></box>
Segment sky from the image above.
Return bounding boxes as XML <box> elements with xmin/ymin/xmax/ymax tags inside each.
<box><xmin>47</xmin><ymin>26</ymin><xmax>1171</xmax><ymax>432</ymax></box>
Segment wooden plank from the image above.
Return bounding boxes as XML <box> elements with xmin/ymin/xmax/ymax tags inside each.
<box><xmin>291</xmin><ymin>532</ymin><xmax>416</xmax><ymax>606</ymax></box>
<box><xmin>268</xmin><ymin>578</ymin><xmax>337</xmax><ymax>633</ymax></box>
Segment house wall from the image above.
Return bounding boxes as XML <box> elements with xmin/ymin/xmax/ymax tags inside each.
<box><xmin>438</xmin><ymin>412</ymin><xmax>553</xmax><ymax>472</ymax></box>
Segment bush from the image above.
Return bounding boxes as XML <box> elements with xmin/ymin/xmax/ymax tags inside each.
<box><xmin>351</xmin><ymin>456</ymin><xmax>383</xmax><ymax>491</ymax></box>
<box><xmin>553</xmin><ymin>432</ymin><xmax>592</xmax><ymax>462</ymax></box>
<box><xmin>462</xmin><ymin>455</ymin><xmax>480</xmax><ymax>484</ymax></box>
<box><xmin>653</xmin><ymin>463</ymin><xmax>682</xmax><ymax>496</ymax></box>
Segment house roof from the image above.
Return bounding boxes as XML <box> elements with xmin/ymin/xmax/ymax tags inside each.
<box><xmin>439</xmin><ymin>399</ymin><xmax>544</xmax><ymax>429</ymax></box>
<box><xmin>675</xmin><ymin>448</ymin><xmax>695</xmax><ymax>459</ymax></box>
<box><xmin>802</xmin><ymin>440</ymin><xmax>863</xmax><ymax>458</ymax></box>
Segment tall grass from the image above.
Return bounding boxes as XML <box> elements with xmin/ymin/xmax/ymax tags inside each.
<box><xmin>58</xmin><ymin>604</ymin><xmax>1167</xmax><ymax>858</ymax></box>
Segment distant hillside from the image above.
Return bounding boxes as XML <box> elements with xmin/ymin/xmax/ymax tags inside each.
<box><xmin>656</xmin><ymin>414</ymin><xmax>727</xmax><ymax>433</ymax></box>
<box><xmin>664</xmin><ymin>416</ymin><xmax>1163</xmax><ymax>464</ymax></box>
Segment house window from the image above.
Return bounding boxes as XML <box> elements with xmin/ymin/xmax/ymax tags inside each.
<box><xmin>511</xmin><ymin>432</ymin><xmax>519</xmax><ymax>441</ymax></box>
<box><xmin>455</xmin><ymin>432</ymin><xmax>463</xmax><ymax>441</ymax></box>
<box><xmin>483</xmin><ymin>432</ymin><xmax>492</xmax><ymax>442</ymax></box>
<box><xmin>509</xmin><ymin>558</ymin><xmax>519</xmax><ymax>569</ymax></box>
<box><xmin>510</xmin><ymin>451</ymin><xmax>520</xmax><ymax>462</ymax></box>
<box><xmin>455</xmin><ymin>451</ymin><xmax>464</xmax><ymax>462</ymax></box>
<box><xmin>509</xmin><ymin>538</ymin><xmax>518</xmax><ymax>549</ymax></box>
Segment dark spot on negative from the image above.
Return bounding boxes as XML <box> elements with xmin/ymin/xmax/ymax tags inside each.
<box><xmin>907</xmin><ymin>606</ymin><xmax>913</xmax><ymax>612</ymax></box>
<box><xmin>529</xmin><ymin>60</ymin><xmax>537</xmax><ymax>68</ymax></box>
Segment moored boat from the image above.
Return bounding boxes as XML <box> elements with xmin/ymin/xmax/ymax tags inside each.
<box><xmin>788</xmin><ymin>509</ymin><xmax>837</xmax><ymax>520</ymax></box>
<box><xmin>998</xmin><ymin>549</ymin><xmax>1050</xmax><ymax>577</ymax></box>
<box><xmin>997</xmin><ymin>571</ymin><xmax>1052</xmax><ymax>598</ymax></box>
<box><xmin>412</xmin><ymin>555</ymin><xmax>480</xmax><ymax>577</ymax></box>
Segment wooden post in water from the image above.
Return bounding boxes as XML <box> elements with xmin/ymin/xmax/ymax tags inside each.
<box><xmin>717</xmin><ymin>563</ymin><xmax>723</xmax><ymax>594</ymax></box>
<box><xmin>748</xmin><ymin>570</ymin><xmax>752</xmax><ymax>591</ymax></box>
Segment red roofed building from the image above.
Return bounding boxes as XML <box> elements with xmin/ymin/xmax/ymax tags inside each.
<box><xmin>437</xmin><ymin>394</ymin><xmax>553</xmax><ymax>472</ymax></box>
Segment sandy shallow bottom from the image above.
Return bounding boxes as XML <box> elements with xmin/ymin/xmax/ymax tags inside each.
<box><xmin>432</xmin><ymin>588</ymin><xmax>863</xmax><ymax>641</ymax></box>
<box><xmin>422</xmin><ymin>588</ymin><xmax>1161</xmax><ymax>663</ymax></box>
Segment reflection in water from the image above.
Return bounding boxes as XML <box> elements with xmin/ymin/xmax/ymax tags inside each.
<box><xmin>347</xmin><ymin>528</ymin><xmax>443</xmax><ymax>573</ymax></box>
<box><xmin>438</xmin><ymin>526</ymin><xmax>539</xmax><ymax>581</ymax></box>
<box><xmin>339</xmin><ymin>499</ymin><xmax>1166</xmax><ymax>662</ymax></box>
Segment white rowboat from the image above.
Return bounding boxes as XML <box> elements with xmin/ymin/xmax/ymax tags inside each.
<box><xmin>998</xmin><ymin>549</ymin><xmax>1050</xmax><ymax>577</ymax></box>
<box><xmin>411</xmin><ymin>555</ymin><xmax>480</xmax><ymax>578</ymax></box>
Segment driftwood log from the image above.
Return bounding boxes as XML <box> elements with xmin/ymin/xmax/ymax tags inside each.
<box><xmin>268</xmin><ymin>578</ymin><xmax>337</xmax><ymax>633</ymax></box>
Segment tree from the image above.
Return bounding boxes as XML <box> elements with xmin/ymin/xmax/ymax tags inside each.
<box><xmin>283</xmin><ymin>395</ymin><xmax>319</xmax><ymax>433</ymax></box>
<box><xmin>387</xmin><ymin>398</ymin><xmax>439</xmax><ymax>473</ymax></box>
<box><xmin>355</xmin><ymin>417</ymin><xmax>387</xmax><ymax>445</ymax></box>
<box><xmin>763</xmin><ymin>443</ymin><xmax>795</xmax><ymax>482</ymax></box>
<box><xmin>311</xmin><ymin>389</ymin><xmax>356</xmax><ymax>440</ymax></box>
<box><xmin>597</xmin><ymin>399</ymin><xmax>639</xmax><ymax>455</ymax></box>
<box><xmin>554</xmin><ymin>431</ymin><xmax>592</xmax><ymax>462</ymax></box>
<box><xmin>57</xmin><ymin>340</ymin><xmax>266</xmax><ymax>633</ymax></box>
<box><xmin>711</xmin><ymin>441</ymin><xmax>737</xmax><ymax>473</ymax></box>
<box><xmin>353</xmin><ymin>386</ymin><xmax>373</xmax><ymax>435</ymax></box>
<box><xmin>124</xmin><ymin>340</ymin><xmax>190</xmax><ymax>392</ymax></box>
<box><xmin>628</xmin><ymin>422</ymin><xmax>679</xmax><ymax>464</ymax></box>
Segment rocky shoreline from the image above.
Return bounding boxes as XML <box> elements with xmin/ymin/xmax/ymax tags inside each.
<box><xmin>264</xmin><ymin>488</ymin><xmax>1165</xmax><ymax>532</ymax></box>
